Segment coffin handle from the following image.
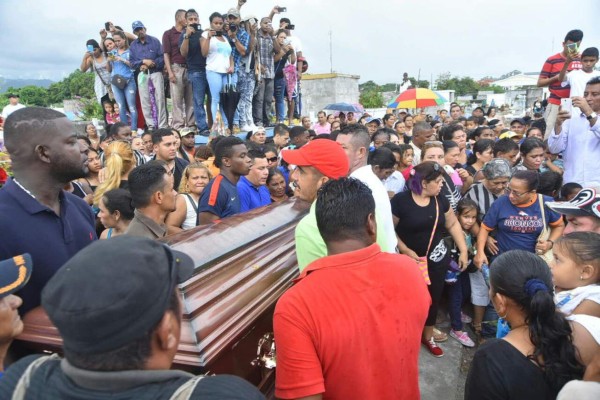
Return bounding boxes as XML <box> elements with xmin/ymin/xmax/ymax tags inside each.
<box><xmin>251</xmin><ymin>332</ymin><xmax>276</xmax><ymax>369</ymax></box>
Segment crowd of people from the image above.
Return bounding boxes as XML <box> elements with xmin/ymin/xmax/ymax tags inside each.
<box><xmin>78</xmin><ymin>1</ymin><xmax>306</xmax><ymax>138</ymax></box>
<box><xmin>0</xmin><ymin>20</ymin><xmax>599</xmax><ymax>400</ymax></box>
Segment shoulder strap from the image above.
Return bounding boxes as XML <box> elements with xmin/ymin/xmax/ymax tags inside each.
<box><xmin>184</xmin><ymin>193</ymin><xmax>198</xmax><ymax>213</ymax></box>
<box><xmin>208</xmin><ymin>175</ymin><xmax>224</xmax><ymax>207</ymax></box>
<box><xmin>168</xmin><ymin>375</ymin><xmax>205</xmax><ymax>400</ymax></box>
<box><xmin>12</xmin><ymin>354</ymin><xmax>60</xmax><ymax>400</ymax></box>
<box><xmin>92</xmin><ymin>58</ymin><xmax>109</xmax><ymax>86</ymax></box>
<box><xmin>539</xmin><ymin>194</ymin><xmax>547</xmax><ymax>227</ymax></box>
<box><xmin>425</xmin><ymin>197</ymin><xmax>440</xmax><ymax>257</ymax></box>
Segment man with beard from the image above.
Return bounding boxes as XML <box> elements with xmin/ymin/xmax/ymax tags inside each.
<box><xmin>0</xmin><ymin>107</ymin><xmax>96</xmax><ymax>314</ymax></box>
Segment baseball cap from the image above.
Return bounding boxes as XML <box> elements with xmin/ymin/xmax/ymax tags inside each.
<box><xmin>281</xmin><ymin>140</ymin><xmax>349</xmax><ymax>179</ymax></box>
<box><xmin>547</xmin><ymin>188</ymin><xmax>600</xmax><ymax>218</ymax></box>
<box><xmin>366</xmin><ymin>117</ymin><xmax>381</xmax><ymax>126</ymax></box>
<box><xmin>227</xmin><ymin>8</ymin><xmax>240</xmax><ymax>18</ymax></box>
<box><xmin>42</xmin><ymin>236</ymin><xmax>194</xmax><ymax>354</ymax></box>
<box><xmin>131</xmin><ymin>21</ymin><xmax>145</xmax><ymax>31</ymax></box>
<box><xmin>499</xmin><ymin>131</ymin><xmax>518</xmax><ymax>140</ymax></box>
<box><xmin>0</xmin><ymin>254</ymin><xmax>32</xmax><ymax>299</ymax></box>
<box><xmin>510</xmin><ymin>118</ymin><xmax>526</xmax><ymax>126</ymax></box>
<box><xmin>179</xmin><ymin>127</ymin><xmax>196</xmax><ymax>137</ymax></box>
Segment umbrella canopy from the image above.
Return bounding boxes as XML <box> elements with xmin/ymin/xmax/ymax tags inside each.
<box><xmin>388</xmin><ymin>88</ymin><xmax>447</xmax><ymax>109</ymax></box>
<box><xmin>323</xmin><ymin>102</ymin><xmax>364</xmax><ymax>113</ymax></box>
<box><xmin>219</xmin><ymin>77</ymin><xmax>240</xmax><ymax>132</ymax></box>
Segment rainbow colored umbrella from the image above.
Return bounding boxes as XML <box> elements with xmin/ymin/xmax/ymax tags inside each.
<box><xmin>388</xmin><ymin>88</ymin><xmax>447</xmax><ymax>109</ymax></box>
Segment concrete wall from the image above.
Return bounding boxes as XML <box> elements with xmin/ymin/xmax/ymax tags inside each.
<box><xmin>300</xmin><ymin>73</ymin><xmax>360</xmax><ymax>115</ymax></box>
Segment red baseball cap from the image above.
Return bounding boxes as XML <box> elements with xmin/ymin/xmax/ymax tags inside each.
<box><xmin>281</xmin><ymin>140</ymin><xmax>349</xmax><ymax>179</ymax></box>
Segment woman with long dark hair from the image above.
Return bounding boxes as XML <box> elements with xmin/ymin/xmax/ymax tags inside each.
<box><xmin>466</xmin><ymin>250</ymin><xmax>586</xmax><ymax>399</ymax></box>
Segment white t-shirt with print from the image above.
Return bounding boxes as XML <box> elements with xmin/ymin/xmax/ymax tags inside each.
<box><xmin>555</xmin><ymin>284</ymin><xmax>600</xmax><ymax>316</ymax></box>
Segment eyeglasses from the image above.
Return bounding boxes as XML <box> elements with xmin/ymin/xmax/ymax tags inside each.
<box><xmin>507</xmin><ymin>187</ymin><xmax>532</xmax><ymax>197</ymax></box>
<box><xmin>267</xmin><ymin>157</ymin><xmax>278</xmax><ymax>163</ymax></box>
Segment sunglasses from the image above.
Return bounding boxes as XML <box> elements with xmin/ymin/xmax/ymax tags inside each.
<box><xmin>267</xmin><ymin>157</ymin><xmax>278</xmax><ymax>163</ymax></box>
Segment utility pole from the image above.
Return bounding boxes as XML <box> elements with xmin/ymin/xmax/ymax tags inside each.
<box><xmin>329</xmin><ymin>29</ymin><xmax>333</xmax><ymax>73</ymax></box>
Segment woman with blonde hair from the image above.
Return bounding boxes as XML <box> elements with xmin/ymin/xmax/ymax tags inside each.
<box><xmin>93</xmin><ymin>141</ymin><xmax>135</xmax><ymax>206</ymax></box>
<box><xmin>166</xmin><ymin>162</ymin><xmax>212</xmax><ymax>233</ymax></box>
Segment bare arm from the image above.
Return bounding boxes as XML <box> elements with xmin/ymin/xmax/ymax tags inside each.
<box><xmin>445</xmin><ymin>210</ymin><xmax>469</xmax><ymax>270</ymax></box>
<box><xmin>200</xmin><ymin>34</ymin><xmax>211</xmax><ymax>58</ymax></box>
<box><xmin>198</xmin><ymin>211</ymin><xmax>219</xmax><ymax>225</ymax></box>
<box><xmin>572</xmin><ymin>300</ymin><xmax>600</xmax><ymax>318</ymax></box>
<box><xmin>474</xmin><ymin>225</ymin><xmax>491</xmax><ymax>268</ymax></box>
<box><xmin>165</xmin><ymin>195</ymin><xmax>187</xmax><ymax>234</ymax></box>
<box><xmin>392</xmin><ymin>214</ymin><xmax>419</xmax><ymax>261</ymax></box>
<box><xmin>80</xmin><ymin>53</ymin><xmax>92</xmax><ymax>72</ymax></box>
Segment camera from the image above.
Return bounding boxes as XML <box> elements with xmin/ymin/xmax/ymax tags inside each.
<box><xmin>287</xmin><ymin>24</ymin><xmax>295</xmax><ymax>30</ymax></box>
<box><xmin>277</xmin><ymin>7</ymin><xmax>287</xmax><ymax>12</ymax></box>
<box><xmin>189</xmin><ymin>23</ymin><xmax>200</xmax><ymax>31</ymax></box>
<box><xmin>215</xmin><ymin>31</ymin><xmax>223</xmax><ymax>37</ymax></box>
<box><xmin>104</xmin><ymin>22</ymin><xmax>111</xmax><ymax>30</ymax></box>
<box><xmin>229</xmin><ymin>24</ymin><xmax>237</xmax><ymax>32</ymax></box>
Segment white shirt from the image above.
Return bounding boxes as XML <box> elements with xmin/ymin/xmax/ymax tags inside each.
<box><xmin>410</xmin><ymin>142</ymin><xmax>422</xmax><ymax>166</ymax></box>
<box><xmin>562</xmin><ymin>69</ymin><xmax>600</xmax><ymax>97</ymax></box>
<box><xmin>555</xmin><ymin>284</ymin><xmax>600</xmax><ymax>316</ymax></box>
<box><xmin>201</xmin><ymin>32</ymin><xmax>232</xmax><ymax>73</ymax></box>
<box><xmin>350</xmin><ymin>165</ymin><xmax>397</xmax><ymax>253</ymax></box>
<box><xmin>383</xmin><ymin>171</ymin><xmax>406</xmax><ymax>195</ymax></box>
<box><xmin>1</xmin><ymin>103</ymin><xmax>25</xmax><ymax>119</ymax></box>
<box><xmin>548</xmin><ymin>115</ymin><xmax>600</xmax><ymax>188</ymax></box>
<box><xmin>287</xmin><ymin>35</ymin><xmax>303</xmax><ymax>54</ymax></box>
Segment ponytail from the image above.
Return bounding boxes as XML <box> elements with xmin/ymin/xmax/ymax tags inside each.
<box><xmin>93</xmin><ymin>142</ymin><xmax>133</xmax><ymax>206</ymax></box>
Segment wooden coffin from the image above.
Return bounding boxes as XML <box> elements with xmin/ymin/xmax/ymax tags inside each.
<box><xmin>17</xmin><ymin>198</ymin><xmax>310</xmax><ymax>395</ymax></box>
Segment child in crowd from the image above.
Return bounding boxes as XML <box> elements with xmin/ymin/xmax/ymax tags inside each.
<box><xmin>103</xmin><ymin>101</ymin><xmax>120</xmax><ymax>125</ymax></box>
<box><xmin>559</xmin><ymin>182</ymin><xmax>582</xmax><ymax>202</ymax></box>
<box><xmin>551</xmin><ymin>232</ymin><xmax>600</xmax><ymax>318</ymax></box>
<box><xmin>396</xmin><ymin>144</ymin><xmax>414</xmax><ymax>181</ymax></box>
<box><xmin>446</xmin><ymin>198</ymin><xmax>478</xmax><ymax>347</ymax></box>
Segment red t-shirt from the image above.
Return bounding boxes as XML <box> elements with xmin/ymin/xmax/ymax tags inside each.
<box><xmin>539</xmin><ymin>53</ymin><xmax>582</xmax><ymax>105</ymax></box>
<box><xmin>274</xmin><ymin>244</ymin><xmax>430</xmax><ymax>399</ymax></box>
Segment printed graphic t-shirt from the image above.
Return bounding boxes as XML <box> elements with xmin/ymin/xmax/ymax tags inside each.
<box><xmin>482</xmin><ymin>195</ymin><xmax>562</xmax><ymax>254</ymax></box>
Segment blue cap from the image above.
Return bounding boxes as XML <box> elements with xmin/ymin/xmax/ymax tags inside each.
<box><xmin>366</xmin><ymin>117</ymin><xmax>381</xmax><ymax>126</ymax></box>
<box><xmin>131</xmin><ymin>21</ymin><xmax>145</xmax><ymax>31</ymax></box>
<box><xmin>0</xmin><ymin>254</ymin><xmax>33</xmax><ymax>299</ymax></box>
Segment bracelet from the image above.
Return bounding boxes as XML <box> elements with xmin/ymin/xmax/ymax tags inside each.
<box><xmin>547</xmin><ymin>239</ymin><xmax>554</xmax><ymax>248</ymax></box>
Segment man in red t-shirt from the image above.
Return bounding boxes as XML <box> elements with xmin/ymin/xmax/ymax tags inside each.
<box><xmin>274</xmin><ymin>178</ymin><xmax>430</xmax><ymax>400</ymax></box>
<box><xmin>537</xmin><ymin>29</ymin><xmax>583</xmax><ymax>139</ymax></box>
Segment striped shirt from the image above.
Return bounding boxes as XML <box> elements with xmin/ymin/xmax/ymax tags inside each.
<box><xmin>539</xmin><ymin>53</ymin><xmax>582</xmax><ymax>105</ymax></box>
<box><xmin>257</xmin><ymin>32</ymin><xmax>275</xmax><ymax>79</ymax></box>
<box><xmin>231</xmin><ymin>28</ymin><xmax>250</xmax><ymax>70</ymax></box>
<box><xmin>464</xmin><ymin>182</ymin><xmax>499</xmax><ymax>221</ymax></box>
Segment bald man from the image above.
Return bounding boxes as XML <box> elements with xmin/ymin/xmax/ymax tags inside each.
<box><xmin>0</xmin><ymin>107</ymin><xmax>97</xmax><ymax>314</ymax></box>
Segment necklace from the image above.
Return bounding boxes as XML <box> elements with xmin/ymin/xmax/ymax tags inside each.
<box><xmin>12</xmin><ymin>178</ymin><xmax>36</xmax><ymax>199</ymax></box>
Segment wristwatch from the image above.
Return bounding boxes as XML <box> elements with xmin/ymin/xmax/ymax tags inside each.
<box><xmin>587</xmin><ymin>112</ymin><xmax>598</xmax><ymax>121</ymax></box>
<box><xmin>231</xmin><ymin>38</ymin><xmax>237</xmax><ymax>44</ymax></box>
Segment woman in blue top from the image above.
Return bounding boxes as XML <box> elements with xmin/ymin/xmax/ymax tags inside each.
<box><xmin>474</xmin><ymin>170</ymin><xmax>565</xmax><ymax>268</ymax></box>
<box><xmin>109</xmin><ymin>31</ymin><xmax>138</xmax><ymax>130</ymax></box>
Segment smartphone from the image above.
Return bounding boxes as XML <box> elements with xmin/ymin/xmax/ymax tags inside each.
<box><xmin>561</xmin><ymin>98</ymin><xmax>572</xmax><ymax>113</ymax></box>
<box><xmin>566</xmin><ymin>43</ymin><xmax>578</xmax><ymax>55</ymax></box>
<box><xmin>105</xmin><ymin>22</ymin><xmax>111</xmax><ymax>30</ymax></box>
<box><xmin>277</xmin><ymin>7</ymin><xmax>287</xmax><ymax>12</ymax></box>
<box><xmin>215</xmin><ymin>31</ymin><xmax>223</xmax><ymax>37</ymax></box>
<box><xmin>87</xmin><ymin>45</ymin><xmax>94</xmax><ymax>53</ymax></box>
<box><xmin>287</xmin><ymin>24</ymin><xmax>295</xmax><ymax>30</ymax></box>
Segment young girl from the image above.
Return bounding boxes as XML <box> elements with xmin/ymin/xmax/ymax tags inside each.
<box><xmin>166</xmin><ymin>163</ymin><xmax>212</xmax><ymax>233</ymax></box>
<box><xmin>397</xmin><ymin>144</ymin><xmax>414</xmax><ymax>181</ymax></box>
<box><xmin>103</xmin><ymin>101</ymin><xmax>120</xmax><ymax>125</ymax></box>
<box><xmin>552</xmin><ymin>232</ymin><xmax>600</xmax><ymax>318</ymax></box>
<box><xmin>447</xmin><ymin>198</ymin><xmax>479</xmax><ymax>347</ymax></box>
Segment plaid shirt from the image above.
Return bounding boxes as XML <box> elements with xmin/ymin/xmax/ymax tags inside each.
<box><xmin>257</xmin><ymin>31</ymin><xmax>275</xmax><ymax>79</ymax></box>
<box><xmin>232</xmin><ymin>28</ymin><xmax>250</xmax><ymax>70</ymax></box>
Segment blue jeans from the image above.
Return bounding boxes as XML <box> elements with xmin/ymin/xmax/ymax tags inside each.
<box><xmin>111</xmin><ymin>78</ymin><xmax>137</xmax><ymax>130</ymax></box>
<box><xmin>448</xmin><ymin>272</ymin><xmax>471</xmax><ymax>331</ymax></box>
<box><xmin>189</xmin><ymin>70</ymin><xmax>209</xmax><ymax>132</ymax></box>
<box><xmin>206</xmin><ymin>70</ymin><xmax>228</xmax><ymax>128</ymax></box>
<box><xmin>235</xmin><ymin>67</ymin><xmax>255</xmax><ymax>127</ymax></box>
<box><xmin>274</xmin><ymin>77</ymin><xmax>286</xmax><ymax>123</ymax></box>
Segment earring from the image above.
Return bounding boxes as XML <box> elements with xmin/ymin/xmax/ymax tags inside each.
<box><xmin>580</xmin><ymin>275</ymin><xmax>584</xmax><ymax>280</ymax></box>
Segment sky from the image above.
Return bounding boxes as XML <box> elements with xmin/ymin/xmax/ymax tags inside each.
<box><xmin>1</xmin><ymin>0</ymin><xmax>599</xmax><ymax>85</ymax></box>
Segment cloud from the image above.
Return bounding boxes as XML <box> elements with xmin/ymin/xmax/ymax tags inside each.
<box><xmin>1</xmin><ymin>0</ymin><xmax>598</xmax><ymax>84</ymax></box>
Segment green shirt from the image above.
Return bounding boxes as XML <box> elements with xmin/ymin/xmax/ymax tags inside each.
<box><xmin>295</xmin><ymin>202</ymin><xmax>393</xmax><ymax>272</ymax></box>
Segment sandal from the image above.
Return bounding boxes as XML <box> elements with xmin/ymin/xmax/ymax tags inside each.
<box><xmin>433</xmin><ymin>328</ymin><xmax>448</xmax><ymax>342</ymax></box>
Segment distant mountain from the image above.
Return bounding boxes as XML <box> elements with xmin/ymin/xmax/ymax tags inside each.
<box><xmin>0</xmin><ymin>77</ymin><xmax>55</xmax><ymax>93</ymax></box>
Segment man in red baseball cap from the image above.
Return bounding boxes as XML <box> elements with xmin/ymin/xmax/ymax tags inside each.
<box><xmin>281</xmin><ymin>139</ymin><xmax>349</xmax><ymax>270</ymax></box>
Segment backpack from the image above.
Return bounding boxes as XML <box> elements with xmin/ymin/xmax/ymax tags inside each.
<box><xmin>11</xmin><ymin>354</ymin><xmax>205</xmax><ymax>400</ymax></box>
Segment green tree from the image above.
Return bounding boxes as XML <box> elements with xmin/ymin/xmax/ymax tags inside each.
<box><xmin>359</xmin><ymin>90</ymin><xmax>384</xmax><ymax>108</ymax></box>
<box><xmin>435</xmin><ymin>72</ymin><xmax>504</xmax><ymax>96</ymax></box>
<box><xmin>359</xmin><ymin>80</ymin><xmax>380</xmax><ymax>93</ymax></box>
<box><xmin>16</xmin><ymin>86</ymin><xmax>49</xmax><ymax>107</ymax></box>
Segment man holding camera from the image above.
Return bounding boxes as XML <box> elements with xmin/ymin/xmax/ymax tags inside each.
<box><xmin>225</xmin><ymin>8</ymin><xmax>255</xmax><ymax>133</ymax></box>
<box><xmin>162</xmin><ymin>9</ymin><xmax>195</xmax><ymax>131</ymax></box>
<box><xmin>253</xmin><ymin>17</ymin><xmax>280</xmax><ymax>127</ymax></box>
<box><xmin>130</xmin><ymin>21</ymin><xmax>168</xmax><ymax>130</ymax></box>
<box><xmin>180</xmin><ymin>9</ymin><xmax>211</xmax><ymax>135</ymax></box>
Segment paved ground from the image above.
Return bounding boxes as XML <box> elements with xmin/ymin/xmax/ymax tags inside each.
<box><xmin>418</xmin><ymin>314</ymin><xmax>478</xmax><ymax>400</ymax></box>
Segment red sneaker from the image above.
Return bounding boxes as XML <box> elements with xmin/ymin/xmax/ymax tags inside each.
<box><xmin>422</xmin><ymin>337</ymin><xmax>444</xmax><ymax>357</ymax></box>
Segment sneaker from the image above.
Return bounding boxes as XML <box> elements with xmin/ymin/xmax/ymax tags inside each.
<box><xmin>240</xmin><ymin>124</ymin><xmax>254</xmax><ymax>132</ymax></box>
<box><xmin>450</xmin><ymin>330</ymin><xmax>475</xmax><ymax>347</ymax></box>
<box><xmin>198</xmin><ymin>129</ymin><xmax>210</xmax><ymax>137</ymax></box>
<box><xmin>461</xmin><ymin>312</ymin><xmax>473</xmax><ymax>324</ymax></box>
<box><xmin>232</xmin><ymin>124</ymin><xmax>241</xmax><ymax>134</ymax></box>
<box><xmin>422</xmin><ymin>337</ymin><xmax>444</xmax><ymax>357</ymax></box>
<box><xmin>445</xmin><ymin>270</ymin><xmax>458</xmax><ymax>284</ymax></box>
